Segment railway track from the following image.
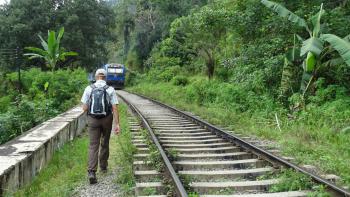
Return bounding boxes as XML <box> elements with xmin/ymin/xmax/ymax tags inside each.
<box><xmin>128</xmin><ymin>114</ymin><xmax>174</xmax><ymax>196</ymax></box>
<box><xmin>119</xmin><ymin>91</ymin><xmax>350</xmax><ymax>197</ymax></box>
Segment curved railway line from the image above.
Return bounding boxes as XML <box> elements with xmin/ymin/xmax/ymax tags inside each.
<box><xmin>118</xmin><ymin>90</ymin><xmax>350</xmax><ymax>197</ymax></box>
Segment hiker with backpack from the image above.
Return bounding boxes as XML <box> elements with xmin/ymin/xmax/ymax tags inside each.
<box><xmin>81</xmin><ymin>68</ymin><xmax>120</xmax><ymax>184</ymax></box>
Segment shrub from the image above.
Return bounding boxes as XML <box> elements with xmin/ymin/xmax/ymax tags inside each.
<box><xmin>184</xmin><ymin>78</ymin><xmax>279</xmax><ymax>116</ymax></box>
<box><xmin>125</xmin><ymin>70</ymin><xmax>144</xmax><ymax>86</ymax></box>
<box><xmin>0</xmin><ymin>68</ymin><xmax>88</xmax><ymax>144</ymax></box>
<box><xmin>172</xmin><ymin>76</ymin><xmax>189</xmax><ymax>86</ymax></box>
<box><xmin>158</xmin><ymin>69</ymin><xmax>175</xmax><ymax>82</ymax></box>
<box><xmin>0</xmin><ymin>96</ymin><xmax>11</xmax><ymax>113</ymax></box>
<box><xmin>151</xmin><ymin>56</ymin><xmax>181</xmax><ymax>68</ymax></box>
<box><xmin>147</xmin><ymin>66</ymin><xmax>182</xmax><ymax>83</ymax></box>
<box><xmin>159</xmin><ymin>66</ymin><xmax>182</xmax><ymax>82</ymax></box>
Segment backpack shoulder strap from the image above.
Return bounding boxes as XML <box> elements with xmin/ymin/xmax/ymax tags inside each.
<box><xmin>103</xmin><ymin>85</ymin><xmax>112</xmax><ymax>106</ymax></box>
<box><xmin>89</xmin><ymin>84</ymin><xmax>96</xmax><ymax>101</ymax></box>
<box><xmin>103</xmin><ymin>85</ymin><xmax>109</xmax><ymax>90</ymax></box>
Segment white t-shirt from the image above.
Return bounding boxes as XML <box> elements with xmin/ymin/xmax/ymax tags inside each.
<box><xmin>81</xmin><ymin>80</ymin><xmax>119</xmax><ymax>105</ymax></box>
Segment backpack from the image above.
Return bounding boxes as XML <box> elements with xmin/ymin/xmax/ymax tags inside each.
<box><xmin>88</xmin><ymin>84</ymin><xmax>111</xmax><ymax>118</ymax></box>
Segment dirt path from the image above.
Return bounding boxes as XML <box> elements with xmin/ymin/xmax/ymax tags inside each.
<box><xmin>72</xmin><ymin>134</ymin><xmax>122</xmax><ymax>197</ymax></box>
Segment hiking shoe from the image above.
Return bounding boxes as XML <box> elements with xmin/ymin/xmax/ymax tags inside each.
<box><xmin>88</xmin><ymin>171</ymin><xmax>97</xmax><ymax>184</ymax></box>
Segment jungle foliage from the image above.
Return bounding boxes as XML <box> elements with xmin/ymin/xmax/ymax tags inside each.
<box><xmin>0</xmin><ymin>68</ymin><xmax>88</xmax><ymax>144</ymax></box>
<box><xmin>119</xmin><ymin>0</ymin><xmax>350</xmax><ymax>107</ymax></box>
<box><xmin>0</xmin><ymin>0</ymin><xmax>115</xmax><ymax>71</ymax></box>
<box><xmin>123</xmin><ymin>0</ymin><xmax>350</xmax><ymax>186</ymax></box>
<box><xmin>24</xmin><ymin>27</ymin><xmax>78</xmax><ymax>72</ymax></box>
<box><xmin>109</xmin><ymin>0</ymin><xmax>208</xmax><ymax>69</ymax></box>
<box><xmin>0</xmin><ymin>0</ymin><xmax>115</xmax><ymax>144</ymax></box>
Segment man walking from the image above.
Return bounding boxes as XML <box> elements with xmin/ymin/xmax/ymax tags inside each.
<box><xmin>81</xmin><ymin>68</ymin><xmax>120</xmax><ymax>184</ymax></box>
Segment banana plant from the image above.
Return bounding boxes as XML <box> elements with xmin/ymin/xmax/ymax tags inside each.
<box><xmin>279</xmin><ymin>34</ymin><xmax>302</xmax><ymax>103</ymax></box>
<box><xmin>261</xmin><ymin>0</ymin><xmax>350</xmax><ymax>95</ymax></box>
<box><xmin>24</xmin><ymin>27</ymin><xmax>78</xmax><ymax>72</ymax></box>
<box><xmin>321</xmin><ymin>34</ymin><xmax>350</xmax><ymax>66</ymax></box>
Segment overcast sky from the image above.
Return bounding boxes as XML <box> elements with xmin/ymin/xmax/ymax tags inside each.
<box><xmin>0</xmin><ymin>0</ymin><xmax>8</xmax><ymax>5</ymax></box>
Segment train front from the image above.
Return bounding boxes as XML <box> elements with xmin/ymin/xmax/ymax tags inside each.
<box><xmin>104</xmin><ymin>63</ymin><xmax>126</xmax><ymax>89</ymax></box>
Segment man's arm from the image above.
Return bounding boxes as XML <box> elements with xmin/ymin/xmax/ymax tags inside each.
<box><xmin>82</xmin><ymin>104</ymin><xmax>88</xmax><ymax>112</ymax></box>
<box><xmin>81</xmin><ymin>86</ymin><xmax>91</xmax><ymax>112</ymax></box>
<box><xmin>112</xmin><ymin>104</ymin><xmax>120</xmax><ymax>134</ymax></box>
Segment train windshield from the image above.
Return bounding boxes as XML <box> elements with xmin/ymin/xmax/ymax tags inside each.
<box><xmin>108</xmin><ymin>68</ymin><xmax>123</xmax><ymax>73</ymax></box>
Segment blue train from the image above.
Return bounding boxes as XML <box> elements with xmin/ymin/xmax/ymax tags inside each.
<box><xmin>104</xmin><ymin>63</ymin><xmax>126</xmax><ymax>89</ymax></box>
<box><xmin>89</xmin><ymin>63</ymin><xmax>126</xmax><ymax>89</ymax></box>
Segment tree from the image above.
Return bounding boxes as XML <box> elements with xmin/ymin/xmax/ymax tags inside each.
<box><xmin>261</xmin><ymin>0</ymin><xmax>350</xmax><ymax>97</ymax></box>
<box><xmin>112</xmin><ymin>0</ymin><xmax>207</xmax><ymax>71</ymax></box>
<box><xmin>144</xmin><ymin>1</ymin><xmax>235</xmax><ymax>79</ymax></box>
<box><xmin>193</xmin><ymin>5</ymin><xmax>234</xmax><ymax>79</ymax></box>
<box><xmin>58</xmin><ymin>0</ymin><xmax>115</xmax><ymax>69</ymax></box>
<box><xmin>24</xmin><ymin>27</ymin><xmax>78</xmax><ymax>72</ymax></box>
<box><xmin>0</xmin><ymin>0</ymin><xmax>115</xmax><ymax>71</ymax></box>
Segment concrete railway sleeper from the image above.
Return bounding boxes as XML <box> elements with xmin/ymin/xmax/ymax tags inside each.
<box><xmin>119</xmin><ymin>91</ymin><xmax>350</xmax><ymax>197</ymax></box>
<box><xmin>128</xmin><ymin>115</ymin><xmax>174</xmax><ymax>196</ymax></box>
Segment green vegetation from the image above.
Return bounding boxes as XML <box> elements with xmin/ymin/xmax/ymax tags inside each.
<box><xmin>120</xmin><ymin>0</ymin><xmax>350</xmax><ymax>189</ymax></box>
<box><xmin>0</xmin><ymin>68</ymin><xmax>88</xmax><ymax>144</ymax></box>
<box><xmin>128</xmin><ymin>80</ymin><xmax>350</xmax><ymax>187</ymax></box>
<box><xmin>0</xmin><ymin>0</ymin><xmax>115</xmax><ymax>70</ymax></box>
<box><xmin>6</xmin><ymin>104</ymin><xmax>132</xmax><ymax>197</ymax></box>
<box><xmin>261</xmin><ymin>0</ymin><xmax>350</xmax><ymax>100</ymax></box>
<box><xmin>0</xmin><ymin>0</ymin><xmax>349</xmax><ymax>194</ymax></box>
<box><xmin>258</xmin><ymin>169</ymin><xmax>329</xmax><ymax>196</ymax></box>
<box><xmin>7</xmin><ymin>136</ymin><xmax>89</xmax><ymax>197</ymax></box>
<box><xmin>146</xmin><ymin>140</ymin><xmax>165</xmax><ymax>172</ymax></box>
<box><xmin>188</xmin><ymin>192</ymin><xmax>200</xmax><ymax>197</ymax></box>
<box><xmin>167</xmin><ymin>148</ymin><xmax>179</xmax><ymax>161</ymax></box>
<box><xmin>111</xmin><ymin>0</ymin><xmax>207</xmax><ymax>67</ymax></box>
<box><xmin>141</xmin><ymin>187</ymin><xmax>158</xmax><ymax>196</ymax></box>
<box><xmin>0</xmin><ymin>0</ymin><xmax>116</xmax><ymax>144</ymax></box>
<box><xmin>24</xmin><ymin>27</ymin><xmax>78</xmax><ymax>72</ymax></box>
<box><xmin>115</xmin><ymin>107</ymin><xmax>137</xmax><ymax>195</ymax></box>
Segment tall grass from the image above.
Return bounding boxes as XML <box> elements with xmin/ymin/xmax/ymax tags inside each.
<box><xmin>128</xmin><ymin>79</ymin><xmax>350</xmax><ymax>187</ymax></box>
<box><xmin>7</xmin><ymin>137</ymin><xmax>89</xmax><ymax>197</ymax></box>
<box><xmin>114</xmin><ymin>104</ymin><xmax>137</xmax><ymax>195</ymax></box>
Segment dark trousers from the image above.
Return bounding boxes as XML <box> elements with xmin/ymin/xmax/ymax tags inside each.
<box><xmin>87</xmin><ymin>114</ymin><xmax>113</xmax><ymax>171</ymax></box>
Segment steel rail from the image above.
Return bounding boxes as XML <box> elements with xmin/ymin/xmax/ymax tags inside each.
<box><xmin>118</xmin><ymin>93</ymin><xmax>188</xmax><ymax>197</ymax></box>
<box><xmin>127</xmin><ymin>91</ymin><xmax>350</xmax><ymax>197</ymax></box>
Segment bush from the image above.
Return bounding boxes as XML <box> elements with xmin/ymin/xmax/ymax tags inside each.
<box><xmin>0</xmin><ymin>96</ymin><xmax>11</xmax><ymax>113</ymax></box>
<box><xmin>125</xmin><ymin>70</ymin><xmax>144</xmax><ymax>86</ymax></box>
<box><xmin>0</xmin><ymin>68</ymin><xmax>88</xmax><ymax>144</ymax></box>
<box><xmin>184</xmin><ymin>78</ymin><xmax>279</xmax><ymax>116</ymax></box>
<box><xmin>148</xmin><ymin>56</ymin><xmax>181</xmax><ymax>68</ymax></box>
<box><xmin>147</xmin><ymin>66</ymin><xmax>182</xmax><ymax>83</ymax></box>
<box><xmin>172</xmin><ymin>76</ymin><xmax>189</xmax><ymax>86</ymax></box>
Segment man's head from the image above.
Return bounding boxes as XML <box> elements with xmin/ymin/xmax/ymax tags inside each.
<box><xmin>95</xmin><ymin>69</ymin><xmax>107</xmax><ymax>80</ymax></box>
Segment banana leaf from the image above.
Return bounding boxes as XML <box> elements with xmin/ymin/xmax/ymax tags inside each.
<box><xmin>321</xmin><ymin>34</ymin><xmax>350</xmax><ymax>66</ymax></box>
<box><xmin>311</xmin><ymin>4</ymin><xmax>324</xmax><ymax>37</ymax></box>
<box><xmin>261</xmin><ymin>0</ymin><xmax>310</xmax><ymax>33</ymax></box>
<box><xmin>301</xmin><ymin>37</ymin><xmax>324</xmax><ymax>57</ymax></box>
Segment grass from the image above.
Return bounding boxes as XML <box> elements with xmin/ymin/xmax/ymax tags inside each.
<box><xmin>5</xmin><ymin>104</ymin><xmax>134</xmax><ymax>197</ymax></box>
<box><xmin>140</xmin><ymin>187</ymin><xmax>158</xmax><ymax>196</ymax></box>
<box><xmin>128</xmin><ymin>80</ymin><xmax>350</xmax><ymax>188</ymax></box>
<box><xmin>258</xmin><ymin>169</ymin><xmax>330</xmax><ymax>196</ymax></box>
<box><xmin>114</xmin><ymin>105</ymin><xmax>137</xmax><ymax>195</ymax></box>
<box><xmin>6</xmin><ymin>136</ymin><xmax>89</xmax><ymax>197</ymax></box>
